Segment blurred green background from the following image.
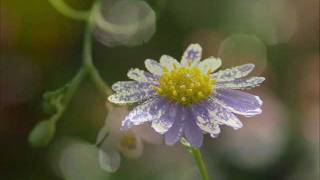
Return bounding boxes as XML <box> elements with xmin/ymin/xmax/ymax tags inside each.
<box><xmin>0</xmin><ymin>0</ymin><xmax>319</xmax><ymax>179</ymax></box>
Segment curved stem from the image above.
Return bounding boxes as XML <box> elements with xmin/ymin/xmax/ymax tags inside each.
<box><xmin>48</xmin><ymin>0</ymin><xmax>89</xmax><ymax>20</ymax></box>
<box><xmin>82</xmin><ymin>0</ymin><xmax>113</xmax><ymax>96</ymax></box>
<box><xmin>52</xmin><ymin>66</ymin><xmax>88</xmax><ymax>123</ymax></box>
<box><xmin>189</xmin><ymin>148</ymin><xmax>210</xmax><ymax>180</ymax></box>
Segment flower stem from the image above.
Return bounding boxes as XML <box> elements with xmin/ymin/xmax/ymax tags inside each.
<box><xmin>189</xmin><ymin>148</ymin><xmax>210</xmax><ymax>180</ymax></box>
<box><xmin>48</xmin><ymin>0</ymin><xmax>89</xmax><ymax>20</ymax></box>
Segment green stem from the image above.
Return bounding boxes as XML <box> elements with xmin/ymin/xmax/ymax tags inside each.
<box><xmin>48</xmin><ymin>0</ymin><xmax>112</xmax><ymax>122</ymax></box>
<box><xmin>82</xmin><ymin>1</ymin><xmax>113</xmax><ymax>96</ymax></box>
<box><xmin>189</xmin><ymin>148</ymin><xmax>210</xmax><ymax>180</ymax></box>
<box><xmin>52</xmin><ymin>66</ymin><xmax>88</xmax><ymax>123</ymax></box>
<box><xmin>48</xmin><ymin>0</ymin><xmax>89</xmax><ymax>20</ymax></box>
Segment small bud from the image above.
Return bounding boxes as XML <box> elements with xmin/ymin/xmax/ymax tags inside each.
<box><xmin>28</xmin><ymin>120</ymin><xmax>56</xmax><ymax>148</ymax></box>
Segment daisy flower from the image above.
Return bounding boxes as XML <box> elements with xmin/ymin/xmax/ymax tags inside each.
<box><xmin>108</xmin><ymin>44</ymin><xmax>265</xmax><ymax>148</ymax></box>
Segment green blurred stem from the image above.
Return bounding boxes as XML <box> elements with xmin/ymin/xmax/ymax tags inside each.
<box><xmin>48</xmin><ymin>0</ymin><xmax>111</xmax><ymax>95</ymax></box>
<box><xmin>82</xmin><ymin>1</ymin><xmax>113</xmax><ymax>96</ymax></box>
<box><xmin>48</xmin><ymin>0</ymin><xmax>111</xmax><ymax>122</ymax></box>
<box><xmin>189</xmin><ymin>148</ymin><xmax>210</xmax><ymax>180</ymax></box>
<box><xmin>48</xmin><ymin>0</ymin><xmax>89</xmax><ymax>20</ymax></box>
<box><xmin>52</xmin><ymin>67</ymin><xmax>88</xmax><ymax>123</ymax></box>
<box><xmin>29</xmin><ymin>0</ymin><xmax>112</xmax><ymax>147</ymax></box>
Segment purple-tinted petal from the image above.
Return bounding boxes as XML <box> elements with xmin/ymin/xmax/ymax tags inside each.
<box><xmin>181</xmin><ymin>44</ymin><xmax>202</xmax><ymax>66</ymax></box>
<box><xmin>213</xmin><ymin>89</ymin><xmax>262</xmax><ymax>117</ymax></box>
<box><xmin>151</xmin><ymin>103</ymin><xmax>178</xmax><ymax>134</ymax></box>
<box><xmin>184</xmin><ymin>107</ymin><xmax>203</xmax><ymax>148</ymax></box>
<box><xmin>149</xmin><ymin>97</ymin><xmax>167</xmax><ymax>115</ymax></box>
<box><xmin>164</xmin><ymin>106</ymin><xmax>184</xmax><ymax>145</ymax></box>
<box><xmin>121</xmin><ymin>99</ymin><xmax>158</xmax><ymax>130</ymax></box>
<box><xmin>211</xmin><ymin>64</ymin><xmax>255</xmax><ymax>82</ymax></box>
<box><xmin>216</xmin><ymin>77</ymin><xmax>265</xmax><ymax>90</ymax></box>
<box><xmin>191</xmin><ymin>101</ymin><xmax>221</xmax><ymax>135</ymax></box>
<box><xmin>207</xmin><ymin>99</ymin><xmax>243</xmax><ymax>129</ymax></box>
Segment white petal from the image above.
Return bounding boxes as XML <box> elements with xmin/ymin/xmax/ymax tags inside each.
<box><xmin>198</xmin><ymin>57</ymin><xmax>222</xmax><ymax>74</ymax></box>
<box><xmin>111</xmin><ymin>81</ymin><xmax>152</xmax><ymax>93</ymax></box>
<box><xmin>216</xmin><ymin>77</ymin><xmax>265</xmax><ymax>89</ymax></box>
<box><xmin>159</xmin><ymin>55</ymin><xmax>180</xmax><ymax>71</ymax></box>
<box><xmin>127</xmin><ymin>68</ymin><xmax>157</xmax><ymax>83</ymax></box>
<box><xmin>211</xmin><ymin>64</ymin><xmax>255</xmax><ymax>82</ymax></box>
<box><xmin>145</xmin><ymin>59</ymin><xmax>163</xmax><ymax>76</ymax></box>
<box><xmin>98</xmin><ymin>149</ymin><xmax>121</xmax><ymax>173</ymax></box>
<box><xmin>181</xmin><ymin>43</ymin><xmax>202</xmax><ymax>66</ymax></box>
<box><xmin>108</xmin><ymin>88</ymin><xmax>155</xmax><ymax>104</ymax></box>
<box><xmin>96</xmin><ymin>125</ymin><xmax>109</xmax><ymax>146</ymax></box>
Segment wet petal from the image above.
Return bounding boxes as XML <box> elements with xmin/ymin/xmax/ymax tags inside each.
<box><xmin>145</xmin><ymin>59</ymin><xmax>163</xmax><ymax>76</ymax></box>
<box><xmin>216</xmin><ymin>77</ymin><xmax>265</xmax><ymax>89</ymax></box>
<box><xmin>184</xmin><ymin>108</ymin><xmax>203</xmax><ymax>148</ymax></box>
<box><xmin>191</xmin><ymin>102</ymin><xmax>221</xmax><ymax>135</ymax></box>
<box><xmin>108</xmin><ymin>88</ymin><xmax>155</xmax><ymax>105</ymax></box>
<box><xmin>121</xmin><ymin>99</ymin><xmax>159</xmax><ymax>130</ymax></box>
<box><xmin>181</xmin><ymin>44</ymin><xmax>202</xmax><ymax>66</ymax></box>
<box><xmin>211</xmin><ymin>64</ymin><xmax>255</xmax><ymax>82</ymax></box>
<box><xmin>111</xmin><ymin>81</ymin><xmax>152</xmax><ymax>93</ymax></box>
<box><xmin>159</xmin><ymin>55</ymin><xmax>180</xmax><ymax>71</ymax></box>
<box><xmin>127</xmin><ymin>68</ymin><xmax>158</xmax><ymax>83</ymax></box>
<box><xmin>213</xmin><ymin>89</ymin><xmax>263</xmax><ymax>117</ymax></box>
<box><xmin>151</xmin><ymin>103</ymin><xmax>178</xmax><ymax>134</ymax></box>
<box><xmin>149</xmin><ymin>97</ymin><xmax>167</xmax><ymax>115</ymax></box>
<box><xmin>207</xmin><ymin>99</ymin><xmax>243</xmax><ymax>129</ymax></box>
<box><xmin>198</xmin><ymin>57</ymin><xmax>222</xmax><ymax>74</ymax></box>
<box><xmin>164</xmin><ymin>107</ymin><xmax>184</xmax><ymax>145</ymax></box>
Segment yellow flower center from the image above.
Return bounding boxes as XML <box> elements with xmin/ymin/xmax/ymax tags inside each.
<box><xmin>153</xmin><ymin>66</ymin><xmax>215</xmax><ymax>106</ymax></box>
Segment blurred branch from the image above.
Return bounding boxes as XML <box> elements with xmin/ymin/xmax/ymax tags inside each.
<box><xmin>82</xmin><ymin>1</ymin><xmax>113</xmax><ymax>95</ymax></box>
<box><xmin>48</xmin><ymin>0</ymin><xmax>90</xmax><ymax>20</ymax></box>
<box><xmin>51</xmin><ymin>67</ymin><xmax>88</xmax><ymax>123</ymax></box>
<box><xmin>29</xmin><ymin>0</ymin><xmax>113</xmax><ymax>147</ymax></box>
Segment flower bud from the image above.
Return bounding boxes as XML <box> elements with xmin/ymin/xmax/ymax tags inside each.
<box><xmin>28</xmin><ymin>120</ymin><xmax>56</xmax><ymax>148</ymax></box>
